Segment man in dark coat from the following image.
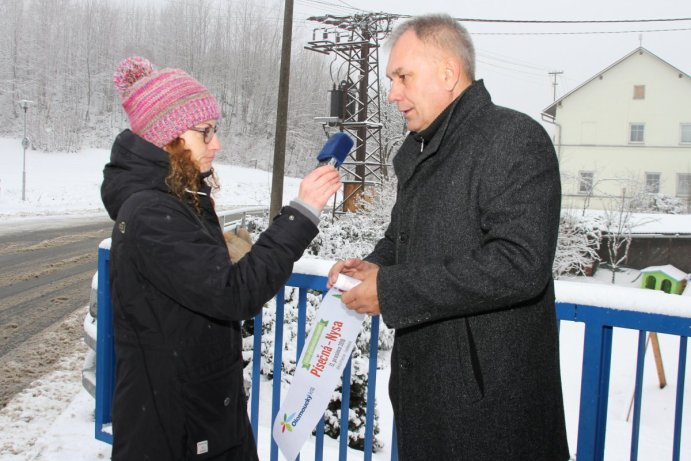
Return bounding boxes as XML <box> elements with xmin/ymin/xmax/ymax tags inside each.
<box><xmin>328</xmin><ymin>14</ymin><xmax>570</xmax><ymax>460</ymax></box>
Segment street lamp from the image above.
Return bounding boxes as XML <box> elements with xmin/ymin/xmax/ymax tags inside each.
<box><xmin>18</xmin><ymin>99</ymin><xmax>33</xmax><ymax>201</ymax></box>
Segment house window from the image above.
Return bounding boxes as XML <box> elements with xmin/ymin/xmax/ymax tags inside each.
<box><xmin>579</xmin><ymin>171</ymin><xmax>594</xmax><ymax>194</ymax></box>
<box><xmin>645</xmin><ymin>173</ymin><xmax>661</xmax><ymax>193</ymax></box>
<box><xmin>681</xmin><ymin>124</ymin><xmax>691</xmax><ymax>144</ymax></box>
<box><xmin>633</xmin><ymin>85</ymin><xmax>645</xmax><ymax>99</ymax></box>
<box><xmin>678</xmin><ymin>174</ymin><xmax>691</xmax><ymax>197</ymax></box>
<box><xmin>629</xmin><ymin>123</ymin><xmax>645</xmax><ymax>143</ymax></box>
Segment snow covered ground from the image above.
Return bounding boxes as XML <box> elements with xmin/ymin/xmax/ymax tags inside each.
<box><xmin>0</xmin><ymin>137</ymin><xmax>689</xmax><ymax>460</ymax></box>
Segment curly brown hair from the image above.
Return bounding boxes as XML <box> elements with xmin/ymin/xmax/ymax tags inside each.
<box><xmin>163</xmin><ymin>138</ymin><xmax>218</xmax><ymax>213</ymax></box>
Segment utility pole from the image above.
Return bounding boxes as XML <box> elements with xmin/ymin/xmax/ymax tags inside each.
<box><xmin>306</xmin><ymin>13</ymin><xmax>398</xmax><ymax>212</ymax></box>
<box><xmin>18</xmin><ymin>99</ymin><xmax>33</xmax><ymax>201</ymax></box>
<box><xmin>548</xmin><ymin>70</ymin><xmax>563</xmax><ymax>102</ymax></box>
<box><xmin>269</xmin><ymin>0</ymin><xmax>294</xmax><ymax>219</ymax></box>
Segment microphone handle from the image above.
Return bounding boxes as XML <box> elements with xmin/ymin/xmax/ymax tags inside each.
<box><xmin>317</xmin><ymin>157</ymin><xmax>341</xmax><ymax>167</ymax></box>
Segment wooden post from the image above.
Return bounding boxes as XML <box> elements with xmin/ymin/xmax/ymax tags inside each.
<box><xmin>649</xmin><ymin>332</ymin><xmax>666</xmax><ymax>388</ymax></box>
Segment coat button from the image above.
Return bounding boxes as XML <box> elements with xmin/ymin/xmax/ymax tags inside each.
<box><xmin>224</xmin><ymin>397</ymin><xmax>231</xmax><ymax>407</ymax></box>
<box><xmin>398</xmin><ymin>232</ymin><xmax>408</xmax><ymax>243</ymax></box>
<box><xmin>400</xmin><ymin>359</ymin><xmax>410</xmax><ymax>370</ymax></box>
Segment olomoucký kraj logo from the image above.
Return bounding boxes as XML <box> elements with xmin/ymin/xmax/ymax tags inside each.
<box><xmin>280</xmin><ymin>386</ymin><xmax>316</xmax><ymax>433</ymax></box>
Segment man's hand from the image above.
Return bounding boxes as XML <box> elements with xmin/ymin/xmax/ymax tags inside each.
<box><xmin>328</xmin><ymin>258</ymin><xmax>381</xmax><ymax>315</ymax></box>
<box><xmin>327</xmin><ymin>258</ymin><xmax>378</xmax><ymax>286</ymax></box>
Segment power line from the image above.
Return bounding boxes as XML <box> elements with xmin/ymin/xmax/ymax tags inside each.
<box><xmin>295</xmin><ymin>0</ymin><xmax>691</xmax><ymax>25</ymax></box>
<box><xmin>452</xmin><ymin>17</ymin><xmax>691</xmax><ymax>24</ymax></box>
<box><xmin>473</xmin><ymin>27</ymin><xmax>691</xmax><ymax>36</ymax></box>
<box><xmin>296</xmin><ymin>0</ymin><xmax>360</xmax><ymax>13</ymax></box>
<box><xmin>293</xmin><ymin>3</ymin><xmax>691</xmax><ymax>35</ymax></box>
<box><xmin>477</xmin><ymin>48</ymin><xmax>550</xmax><ymax>72</ymax></box>
<box><xmin>334</xmin><ymin>0</ymin><xmax>361</xmax><ymax>10</ymax></box>
<box><xmin>476</xmin><ymin>58</ymin><xmax>548</xmax><ymax>79</ymax></box>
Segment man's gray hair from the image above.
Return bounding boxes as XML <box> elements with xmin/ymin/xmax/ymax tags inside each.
<box><xmin>388</xmin><ymin>14</ymin><xmax>476</xmax><ymax>81</ymax></box>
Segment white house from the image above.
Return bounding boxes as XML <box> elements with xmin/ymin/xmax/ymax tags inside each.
<box><xmin>542</xmin><ymin>47</ymin><xmax>691</xmax><ymax>212</ymax></box>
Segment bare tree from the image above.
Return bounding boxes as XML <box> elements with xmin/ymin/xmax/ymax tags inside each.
<box><xmin>0</xmin><ymin>0</ymin><xmax>333</xmax><ymax>169</ymax></box>
<box><xmin>601</xmin><ymin>188</ymin><xmax>635</xmax><ymax>283</ymax></box>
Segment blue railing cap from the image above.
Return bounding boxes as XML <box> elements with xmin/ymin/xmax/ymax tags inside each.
<box><xmin>96</xmin><ymin>239</ymin><xmax>690</xmax><ymax>319</ymax></box>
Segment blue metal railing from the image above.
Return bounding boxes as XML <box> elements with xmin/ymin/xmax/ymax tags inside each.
<box><xmin>94</xmin><ymin>246</ymin><xmax>114</xmax><ymax>445</ymax></box>
<box><xmin>556</xmin><ymin>302</ymin><xmax>689</xmax><ymax>461</ymax></box>
<box><xmin>94</xmin><ymin>247</ymin><xmax>690</xmax><ymax>460</ymax></box>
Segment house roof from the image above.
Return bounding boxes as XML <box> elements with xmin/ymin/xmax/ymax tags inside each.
<box><xmin>542</xmin><ymin>47</ymin><xmax>690</xmax><ymax>118</ymax></box>
<box><xmin>576</xmin><ymin>210</ymin><xmax>691</xmax><ymax>236</ymax></box>
<box><xmin>640</xmin><ymin>264</ymin><xmax>688</xmax><ymax>281</ymax></box>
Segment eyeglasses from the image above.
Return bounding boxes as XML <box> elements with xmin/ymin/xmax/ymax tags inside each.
<box><xmin>189</xmin><ymin>124</ymin><xmax>218</xmax><ymax>144</ymax></box>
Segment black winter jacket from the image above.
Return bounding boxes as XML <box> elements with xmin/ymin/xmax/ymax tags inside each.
<box><xmin>101</xmin><ymin>130</ymin><xmax>318</xmax><ymax>460</ymax></box>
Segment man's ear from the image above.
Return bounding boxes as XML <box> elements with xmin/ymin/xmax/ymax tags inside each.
<box><xmin>442</xmin><ymin>58</ymin><xmax>462</xmax><ymax>91</ymax></box>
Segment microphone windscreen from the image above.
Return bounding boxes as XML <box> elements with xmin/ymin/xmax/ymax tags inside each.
<box><xmin>316</xmin><ymin>132</ymin><xmax>353</xmax><ymax>168</ymax></box>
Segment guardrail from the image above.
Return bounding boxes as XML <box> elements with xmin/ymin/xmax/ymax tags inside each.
<box><xmin>216</xmin><ymin>206</ymin><xmax>267</xmax><ymax>231</ymax></box>
<box><xmin>93</xmin><ymin>246</ymin><xmax>690</xmax><ymax>460</ymax></box>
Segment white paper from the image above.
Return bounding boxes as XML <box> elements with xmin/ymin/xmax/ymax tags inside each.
<box><xmin>272</xmin><ymin>285</ymin><xmax>365</xmax><ymax>461</ymax></box>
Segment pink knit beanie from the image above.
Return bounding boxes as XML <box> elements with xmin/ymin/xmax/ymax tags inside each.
<box><xmin>113</xmin><ymin>56</ymin><xmax>221</xmax><ymax>148</ymax></box>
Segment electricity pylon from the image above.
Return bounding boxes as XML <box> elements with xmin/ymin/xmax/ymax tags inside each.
<box><xmin>306</xmin><ymin>13</ymin><xmax>399</xmax><ymax>212</ymax></box>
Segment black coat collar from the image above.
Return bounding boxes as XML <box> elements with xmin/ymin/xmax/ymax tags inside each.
<box><xmin>394</xmin><ymin>80</ymin><xmax>492</xmax><ymax>188</ymax></box>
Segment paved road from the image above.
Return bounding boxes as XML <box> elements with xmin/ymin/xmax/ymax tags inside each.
<box><xmin>0</xmin><ymin>218</ymin><xmax>112</xmax><ymax>408</ymax></box>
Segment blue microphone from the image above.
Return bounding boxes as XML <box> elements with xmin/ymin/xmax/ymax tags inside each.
<box><xmin>316</xmin><ymin>132</ymin><xmax>353</xmax><ymax>168</ymax></box>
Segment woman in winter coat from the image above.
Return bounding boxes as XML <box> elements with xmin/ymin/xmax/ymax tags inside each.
<box><xmin>101</xmin><ymin>56</ymin><xmax>340</xmax><ymax>461</ymax></box>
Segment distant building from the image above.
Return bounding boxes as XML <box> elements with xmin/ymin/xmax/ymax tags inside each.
<box><xmin>594</xmin><ymin>213</ymin><xmax>691</xmax><ymax>273</ymax></box>
<box><xmin>542</xmin><ymin>47</ymin><xmax>691</xmax><ymax>212</ymax></box>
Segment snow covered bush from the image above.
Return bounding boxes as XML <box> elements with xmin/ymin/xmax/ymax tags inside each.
<box><xmin>553</xmin><ymin>211</ymin><xmax>602</xmax><ymax>278</ymax></box>
<box><xmin>306</xmin><ymin>178</ymin><xmax>397</xmax><ymax>261</ymax></box>
<box><xmin>630</xmin><ymin>193</ymin><xmax>685</xmax><ymax>214</ymax></box>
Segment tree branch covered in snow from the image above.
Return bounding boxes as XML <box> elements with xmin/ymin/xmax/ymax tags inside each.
<box><xmin>553</xmin><ymin>212</ymin><xmax>602</xmax><ymax>278</ymax></box>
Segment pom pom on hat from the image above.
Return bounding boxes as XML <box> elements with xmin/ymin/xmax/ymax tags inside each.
<box><xmin>113</xmin><ymin>56</ymin><xmax>220</xmax><ymax>148</ymax></box>
<box><xmin>113</xmin><ymin>56</ymin><xmax>154</xmax><ymax>98</ymax></box>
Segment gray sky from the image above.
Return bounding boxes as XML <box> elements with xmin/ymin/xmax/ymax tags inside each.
<box><xmin>289</xmin><ymin>0</ymin><xmax>690</xmax><ymax>126</ymax></box>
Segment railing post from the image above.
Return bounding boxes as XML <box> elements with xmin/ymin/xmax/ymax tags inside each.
<box><xmin>296</xmin><ymin>287</ymin><xmax>308</xmax><ymax>461</ymax></box>
<box><xmin>95</xmin><ymin>247</ymin><xmax>114</xmax><ymax>443</ymax></box>
<box><xmin>630</xmin><ymin>330</ymin><xmax>647</xmax><ymax>461</ymax></box>
<box><xmin>577</xmin><ymin>319</ymin><xmax>613</xmax><ymax>461</ymax></box>
<box><xmin>363</xmin><ymin>315</ymin><xmax>380</xmax><ymax>460</ymax></box>
<box><xmin>391</xmin><ymin>423</ymin><xmax>398</xmax><ymax>461</ymax></box>
<box><xmin>270</xmin><ymin>288</ymin><xmax>286</xmax><ymax>461</ymax></box>
<box><xmin>250</xmin><ymin>312</ymin><xmax>263</xmax><ymax>443</ymax></box>
<box><xmin>315</xmin><ymin>418</ymin><xmax>325</xmax><ymax>460</ymax></box>
<box><xmin>339</xmin><ymin>359</ymin><xmax>353</xmax><ymax>460</ymax></box>
<box><xmin>672</xmin><ymin>336</ymin><xmax>687</xmax><ymax>461</ymax></box>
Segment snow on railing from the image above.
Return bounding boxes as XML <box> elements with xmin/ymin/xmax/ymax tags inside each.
<box><xmin>556</xmin><ymin>280</ymin><xmax>691</xmax><ymax>318</ymax></box>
